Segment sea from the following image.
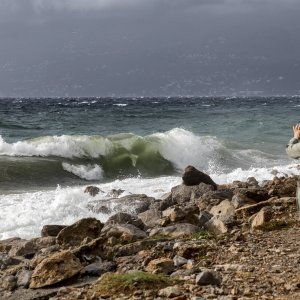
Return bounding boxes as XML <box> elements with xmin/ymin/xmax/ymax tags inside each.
<box><xmin>1</xmin><ymin>96</ymin><xmax>299</xmax><ymax>239</ymax></box>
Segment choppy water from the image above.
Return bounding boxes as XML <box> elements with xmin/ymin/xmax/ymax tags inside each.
<box><xmin>1</xmin><ymin>96</ymin><xmax>299</xmax><ymax>238</ymax></box>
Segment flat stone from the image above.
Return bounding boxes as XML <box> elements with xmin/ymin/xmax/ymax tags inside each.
<box><xmin>30</xmin><ymin>250</ymin><xmax>82</xmax><ymax>288</ymax></box>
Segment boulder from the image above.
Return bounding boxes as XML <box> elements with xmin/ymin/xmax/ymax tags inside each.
<box><xmin>138</xmin><ymin>209</ymin><xmax>162</xmax><ymax>228</ymax></box>
<box><xmin>145</xmin><ymin>257</ymin><xmax>175</xmax><ymax>274</ymax></box>
<box><xmin>41</xmin><ymin>225</ymin><xmax>67</xmax><ymax>237</ymax></box>
<box><xmin>57</xmin><ymin>218</ymin><xmax>103</xmax><ymax>247</ymax></box>
<box><xmin>149</xmin><ymin>223</ymin><xmax>200</xmax><ymax>238</ymax></box>
<box><xmin>8</xmin><ymin>239</ymin><xmax>36</xmax><ymax>258</ymax></box>
<box><xmin>101</xmin><ymin>223</ymin><xmax>147</xmax><ymax>242</ymax></box>
<box><xmin>231</xmin><ymin>193</ymin><xmax>256</xmax><ymax>209</ymax></box>
<box><xmin>84</xmin><ymin>186</ymin><xmax>101</xmax><ymax>197</ymax></box>
<box><xmin>30</xmin><ymin>250</ymin><xmax>82</xmax><ymax>288</ymax></box>
<box><xmin>162</xmin><ymin>206</ymin><xmax>186</xmax><ymax>222</ymax></box>
<box><xmin>106</xmin><ymin>212</ymin><xmax>145</xmax><ymax>230</ymax></box>
<box><xmin>197</xmin><ymin>189</ymin><xmax>233</xmax><ymax>211</ymax></box>
<box><xmin>195</xmin><ymin>270</ymin><xmax>221</xmax><ymax>285</ymax></box>
<box><xmin>171</xmin><ymin>183</ymin><xmax>214</xmax><ymax>206</ymax></box>
<box><xmin>182</xmin><ymin>165</ymin><xmax>217</xmax><ymax>188</ymax></box>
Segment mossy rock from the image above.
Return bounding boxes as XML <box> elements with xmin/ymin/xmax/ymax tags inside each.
<box><xmin>91</xmin><ymin>271</ymin><xmax>176</xmax><ymax>296</ymax></box>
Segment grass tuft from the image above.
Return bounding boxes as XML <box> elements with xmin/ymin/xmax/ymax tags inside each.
<box><xmin>256</xmin><ymin>220</ymin><xmax>294</xmax><ymax>231</ymax></box>
<box><xmin>92</xmin><ymin>271</ymin><xmax>176</xmax><ymax>296</ymax></box>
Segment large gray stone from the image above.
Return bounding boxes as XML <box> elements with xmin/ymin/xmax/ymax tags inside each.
<box><xmin>171</xmin><ymin>183</ymin><xmax>214</xmax><ymax>206</ymax></box>
<box><xmin>56</xmin><ymin>218</ymin><xmax>103</xmax><ymax>247</ymax></box>
<box><xmin>195</xmin><ymin>270</ymin><xmax>221</xmax><ymax>285</ymax></box>
<box><xmin>138</xmin><ymin>209</ymin><xmax>162</xmax><ymax>228</ymax></box>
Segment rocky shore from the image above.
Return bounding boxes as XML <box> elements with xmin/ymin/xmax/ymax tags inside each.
<box><xmin>1</xmin><ymin>166</ymin><xmax>299</xmax><ymax>300</ymax></box>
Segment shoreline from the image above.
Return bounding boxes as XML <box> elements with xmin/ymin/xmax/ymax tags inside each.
<box><xmin>0</xmin><ymin>166</ymin><xmax>300</xmax><ymax>299</ymax></box>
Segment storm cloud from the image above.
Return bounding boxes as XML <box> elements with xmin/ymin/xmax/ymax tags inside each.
<box><xmin>1</xmin><ymin>0</ymin><xmax>300</xmax><ymax>97</ymax></box>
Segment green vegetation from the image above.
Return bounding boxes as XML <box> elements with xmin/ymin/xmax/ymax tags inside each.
<box><xmin>256</xmin><ymin>220</ymin><xmax>294</xmax><ymax>232</ymax></box>
<box><xmin>92</xmin><ymin>271</ymin><xmax>176</xmax><ymax>295</ymax></box>
<box><xmin>186</xmin><ymin>230</ymin><xmax>214</xmax><ymax>240</ymax></box>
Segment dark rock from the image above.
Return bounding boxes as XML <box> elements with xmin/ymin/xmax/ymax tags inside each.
<box><xmin>198</xmin><ymin>211</ymin><xmax>213</xmax><ymax>227</ymax></box>
<box><xmin>182</xmin><ymin>165</ymin><xmax>217</xmax><ymax>188</ymax></box>
<box><xmin>106</xmin><ymin>189</ymin><xmax>124</xmax><ymax>198</ymax></box>
<box><xmin>8</xmin><ymin>240</ymin><xmax>36</xmax><ymax>258</ymax></box>
<box><xmin>57</xmin><ymin>218</ymin><xmax>103</xmax><ymax>247</ymax></box>
<box><xmin>81</xmin><ymin>261</ymin><xmax>116</xmax><ymax>276</ymax></box>
<box><xmin>84</xmin><ymin>186</ymin><xmax>101</xmax><ymax>197</ymax></box>
<box><xmin>247</xmin><ymin>177</ymin><xmax>259</xmax><ymax>186</ymax></box>
<box><xmin>106</xmin><ymin>212</ymin><xmax>145</xmax><ymax>230</ymax></box>
<box><xmin>195</xmin><ymin>270</ymin><xmax>221</xmax><ymax>285</ymax></box>
<box><xmin>0</xmin><ymin>253</ymin><xmax>23</xmax><ymax>270</ymax></box>
<box><xmin>197</xmin><ymin>189</ymin><xmax>233</xmax><ymax>211</ymax></box>
<box><xmin>157</xmin><ymin>193</ymin><xmax>175</xmax><ymax>210</ymax></box>
<box><xmin>41</xmin><ymin>225</ymin><xmax>67</xmax><ymax>237</ymax></box>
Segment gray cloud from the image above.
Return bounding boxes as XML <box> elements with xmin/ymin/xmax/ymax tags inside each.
<box><xmin>0</xmin><ymin>0</ymin><xmax>300</xmax><ymax>97</ymax></box>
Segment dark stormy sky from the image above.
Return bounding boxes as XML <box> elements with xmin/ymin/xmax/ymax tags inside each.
<box><xmin>1</xmin><ymin>0</ymin><xmax>300</xmax><ymax>97</ymax></box>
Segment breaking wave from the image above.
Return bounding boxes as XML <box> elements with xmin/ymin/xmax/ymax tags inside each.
<box><xmin>0</xmin><ymin>128</ymin><xmax>291</xmax><ymax>187</ymax></box>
